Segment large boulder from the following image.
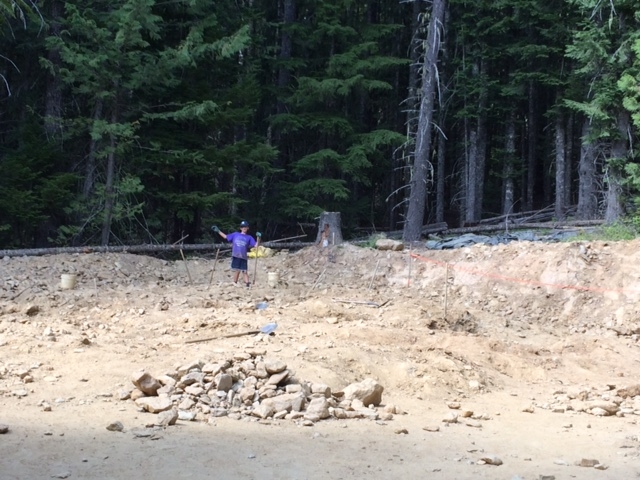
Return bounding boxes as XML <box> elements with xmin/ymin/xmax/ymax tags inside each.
<box><xmin>340</xmin><ymin>378</ymin><xmax>384</xmax><ymax>407</ymax></box>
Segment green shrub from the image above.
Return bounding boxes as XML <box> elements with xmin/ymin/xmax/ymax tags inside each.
<box><xmin>571</xmin><ymin>221</ymin><xmax>639</xmax><ymax>242</ymax></box>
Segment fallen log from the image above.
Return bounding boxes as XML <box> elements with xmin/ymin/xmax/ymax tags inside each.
<box><xmin>444</xmin><ymin>219</ymin><xmax>604</xmax><ymax>236</ymax></box>
<box><xmin>0</xmin><ymin>241</ymin><xmax>315</xmax><ymax>258</ymax></box>
<box><xmin>477</xmin><ymin>205</ymin><xmax>555</xmax><ymax>225</ymax></box>
<box><xmin>382</xmin><ymin>222</ymin><xmax>449</xmax><ymax>239</ymax></box>
<box><xmin>422</xmin><ymin>222</ymin><xmax>449</xmax><ymax>234</ymax></box>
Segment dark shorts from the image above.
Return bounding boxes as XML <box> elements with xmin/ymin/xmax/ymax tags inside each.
<box><xmin>231</xmin><ymin>257</ymin><xmax>248</xmax><ymax>272</ymax></box>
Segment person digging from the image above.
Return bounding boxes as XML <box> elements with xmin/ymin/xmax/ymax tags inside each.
<box><xmin>212</xmin><ymin>221</ymin><xmax>261</xmax><ymax>287</ymax></box>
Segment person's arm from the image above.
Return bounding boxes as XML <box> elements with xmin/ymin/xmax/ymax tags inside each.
<box><xmin>211</xmin><ymin>225</ymin><xmax>229</xmax><ymax>240</ymax></box>
<box><xmin>250</xmin><ymin>232</ymin><xmax>261</xmax><ymax>248</ymax></box>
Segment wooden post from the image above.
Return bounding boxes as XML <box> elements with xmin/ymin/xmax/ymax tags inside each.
<box><xmin>208</xmin><ymin>248</ymin><xmax>220</xmax><ymax>288</ymax></box>
<box><xmin>444</xmin><ymin>263</ymin><xmax>449</xmax><ymax>320</ymax></box>
<box><xmin>179</xmin><ymin>249</ymin><xmax>193</xmax><ymax>284</ymax></box>
<box><xmin>316</xmin><ymin>212</ymin><xmax>343</xmax><ymax>245</ymax></box>
<box><xmin>368</xmin><ymin>259</ymin><xmax>381</xmax><ymax>290</ymax></box>
<box><xmin>407</xmin><ymin>244</ymin><xmax>412</xmax><ymax>287</ymax></box>
<box><xmin>253</xmin><ymin>236</ymin><xmax>261</xmax><ymax>284</ymax></box>
<box><xmin>306</xmin><ymin>268</ymin><xmax>327</xmax><ymax>297</ymax></box>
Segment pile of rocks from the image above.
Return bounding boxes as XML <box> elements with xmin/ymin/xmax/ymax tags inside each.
<box><xmin>120</xmin><ymin>349</ymin><xmax>398</xmax><ymax>427</ymax></box>
<box><xmin>530</xmin><ymin>384</ymin><xmax>640</xmax><ymax>417</ymax></box>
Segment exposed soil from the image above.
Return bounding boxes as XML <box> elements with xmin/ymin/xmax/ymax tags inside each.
<box><xmin>1</xmin><ymin>240</ymin><xmax>640</xmax><ymax>479</ymax></box>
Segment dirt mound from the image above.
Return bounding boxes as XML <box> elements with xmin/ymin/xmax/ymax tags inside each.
<box><xmin>1</xmin><ymin>240</ymin><xmax>640</xmax><ymax>479</ymax></box>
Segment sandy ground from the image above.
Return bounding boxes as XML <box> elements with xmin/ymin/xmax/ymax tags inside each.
<box><xmin>1</xmin><ymin>239</ymin><xmax>640</xmax><ymax>479</ymax></box>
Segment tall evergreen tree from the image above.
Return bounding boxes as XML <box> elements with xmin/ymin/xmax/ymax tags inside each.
<box><xmin>42</xmin><ymin>0</ymin><xmax>262</xmax><ymax>244</ymax></box>
<box><xmin>565</xmin><ymin>0</ymin><xmax>640</xmax><ymax>222</ymax></box>
<box><xmin>268</xmin><ymin>0</ymin><xmax>408</xmax><ymax>231</ymax></box>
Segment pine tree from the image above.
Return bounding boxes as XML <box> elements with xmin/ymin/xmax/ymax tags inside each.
<box><xmin>565</xmin><ymin>0</ymin><xmax>640</xmax><ymax>222</ymax></box>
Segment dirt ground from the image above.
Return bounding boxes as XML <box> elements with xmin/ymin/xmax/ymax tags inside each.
<box><xmin>1</xmin><ymin>239</ymin><xmax>640</xmax><ymax>480</ymax></box>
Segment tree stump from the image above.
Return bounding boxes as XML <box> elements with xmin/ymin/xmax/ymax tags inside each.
<box><xmin>316</xmin><ymin>212</ymin><xmax>343</xmax><ymax>246</ymax></box>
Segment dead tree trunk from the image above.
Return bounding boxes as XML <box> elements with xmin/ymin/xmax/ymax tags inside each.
<box><xmin>403</xmin><ymin>0</ymin><xmax>446</xmax><ymax>242</ymax></box>
<box><xmin>316</xmin><ymin>212</ymin><xmax>343</xmax><ymax>246</ymax></box>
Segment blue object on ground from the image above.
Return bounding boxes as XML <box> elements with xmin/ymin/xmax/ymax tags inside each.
<box><xmin>426</xmin><ymin>229</ymin><xmax>588</xmax><ymax>250</ymax></box>
<box><xmin>260</xmin><ymin>322</ymin><xmax>278</xmax><ymax>334</ymax></box>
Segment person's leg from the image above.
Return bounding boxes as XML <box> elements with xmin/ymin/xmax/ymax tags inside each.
<box><xmin>231</xmin><ymin>258</ymin><xmax>242</xmax><ymax>284</ymax></box>
<box><xmin>236</xmin><ymin>258</ymin><xmax>249</xmax><ymax>287</ymax></box>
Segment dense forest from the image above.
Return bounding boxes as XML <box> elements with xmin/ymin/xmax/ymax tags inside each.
<box><xmin>1</xmin><ymin>0</ymin><xmax>640</xmax><ymax>248</ymax></box>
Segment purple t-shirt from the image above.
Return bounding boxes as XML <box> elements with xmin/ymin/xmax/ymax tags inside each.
<box><xmin>226</xmin><ymin>232</ymin><xmax>256</xmax><ymax>260</ymax></box>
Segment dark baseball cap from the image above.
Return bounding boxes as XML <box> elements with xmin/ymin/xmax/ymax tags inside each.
<box><xmin>240</xmin><ymin>220</ymin><xmax>249</xmax><ymax>227</ymax></box>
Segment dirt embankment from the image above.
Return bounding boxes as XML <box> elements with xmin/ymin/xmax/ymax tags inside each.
<box><xmin>1</xmin><ymin>240</ymin><xmax>640</xmax><ymax>479</ymax></box>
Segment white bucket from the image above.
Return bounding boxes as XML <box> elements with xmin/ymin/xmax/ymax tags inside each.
<box><xmin>267</xmin><ymin>272</ymin><xmax>279</xmax><ymax>288</ymax></box>
<box><xmin>60</xmin><ymin>274</ymin><xmax>78</xmax><ymax>290</ymax></box>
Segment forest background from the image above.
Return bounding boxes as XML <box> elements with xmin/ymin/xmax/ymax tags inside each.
<box><xmin>2</xmin><ymin>0</ymin><xmax>640</xmax><ymax>249</ymax></box>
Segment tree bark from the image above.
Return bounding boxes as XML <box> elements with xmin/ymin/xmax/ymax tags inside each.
<box><xmin>502</xmin><ymin>111</ymin><xmax>516</xmax><ymax>215</ymax></box>
<box><xmin>604</xmin><ymin>110</ymin><xmax>630</xmax><ymax>223</ymax></box>
<box><xmin>316</xmin><ymin>212</ymin><xmax>343</xmax><ymax>245</ymax></box>
<box><xmin>554</xmin><ymin>111</ymin><xmax>566</xmax><ymax>220</ymax></box>
<box><xmin>565</xmin><ymin>112</ymin><xmax>574</xmax><ymax>206</ymax></box>
<box><xmin>464</xmin><ymin>126</ymin><xmax>477</xmax><ymax>225</ymax></box>
<box><xmin>435</xmin><ymin>3</ymin><xmax>449</xmax><ymax>225</ymax></box>
<box><xmin>577</xmin><ymin>119</ymin><xmax>598</xmax><ymax>220</ymax></box>
<box><xmin>83</xmin><ymin>99</ymin><xmax>103</xmax><ymax>199</ymax></box>
<box><xmin>403</xmin><ymin>0</ymin><xmax>446</xmax><ymax>242</ymax></box>
<box><xmin>395</xmin><ymin>0</ymin><xmax>423</xmax><ymax>232</ymax></box>
<box><xmin>475</xmin><ymin>102</ymin><xmax>487</xmax><ymax>220</ymax></box>
<box><xmin>406</xmin><ymin>0</ymin><xmax>422</xmax><ymax>139</ymax></box>
<box><xmin>101</xmin><ymin>105</ymin><xmax>118</xmax><ymax>246</ymax></box>
<box><xmin>436</xmin><ymin>127</ymin><xmax>445</xmax><ymax>223</ymax></box>
<box><xmin>465</xmin><ymin>59</ymin><xmax>488</xmax><ymax>223</ymax></box>
<box><xmin>525</xmin><ymin>81</ymin><xmax>537</xmax><ymax>211</ymax></box>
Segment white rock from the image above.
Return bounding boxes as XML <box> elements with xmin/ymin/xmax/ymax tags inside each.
<box><xmin>589</xmin><ymin>407</ymin><xmax>609</xmax><ymax>416</ymax></box>
<box><xmin>375</xmin><ymin>239</ymin><xmax>404</xmax><ymax>251</ymax></box>
<box><xmin>442</xmin><ymin>412</ymin><xmax>458</xmax><ymax>424</ymax></box>
<box><xmin>251</xmin><ymin>403</ymin><xmax>275</xmax><ymax>419</ymax></box>
<box><xmin>305</xmin><ymin>397</ymin><xmax>330</xmax><ymax>420</ymax></box>
<box><xmin>478</xmin><ymin>455</ymin><xmax>502</xmax><ymax>466</ymax></box>
<box><xmin>178</xmin><ymin>410</ymin><xmax>196</xmax><ymax>421</ymax></box>
<box><xmin>135</xmin><ymin>396</ymin><xmax>173</xmax><ymax>413</ymax></box>
<box><xmin>264</xmin><ymin>360</ymin><xmax>287</xmax><ymax>374</ymax></box>
<box><xmin>340</xmin><ymin>378</ymin><xmax>384</xmax><ymax>407</ymax></box>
